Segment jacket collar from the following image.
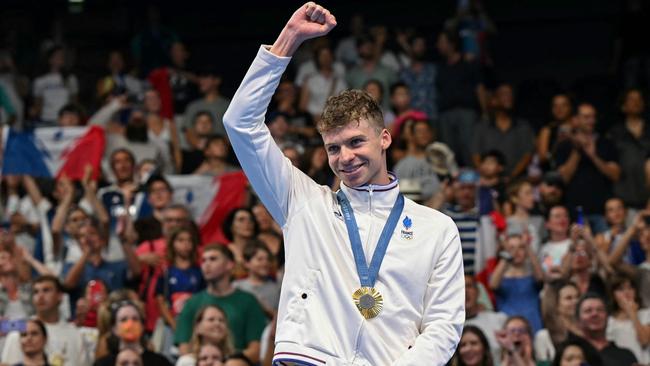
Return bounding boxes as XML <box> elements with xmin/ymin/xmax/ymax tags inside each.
<box><xmin>339</xmin><ymin>173</ymin><xmax>401</xmax><ymax>212</ymax></box>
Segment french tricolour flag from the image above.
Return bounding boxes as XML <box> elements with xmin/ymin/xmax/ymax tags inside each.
<box><xmin>166</xmin><ymin>171</ymin><xmax>248</xmax><ymax>245</ymax></box>
<box><xmin>1</xmin><ymin>126</ymin><xmax>105</xmax><ymax>180</ymax></box>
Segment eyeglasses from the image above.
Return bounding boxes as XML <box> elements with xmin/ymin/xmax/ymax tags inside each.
<box><xmin>506</xmin><ymin>327</ymin><xmax>528</xmax><ymax>336</ymax></box>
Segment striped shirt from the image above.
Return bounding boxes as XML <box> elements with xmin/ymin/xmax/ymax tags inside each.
<box><xmin>444</xmin><ymin>205</ymin><xmax>479</xmax><ymax>275</ymax></box>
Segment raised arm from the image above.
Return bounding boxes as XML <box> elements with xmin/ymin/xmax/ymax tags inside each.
<box><xmin>222</xmin><ymin>2</ymin><xmax>336</xmax><ymax>226</ymax></box>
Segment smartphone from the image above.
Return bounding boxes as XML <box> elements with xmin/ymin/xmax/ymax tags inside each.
<box><xmin>576</xmin><ymin>206</ymin><xmax>584</xmax><ymax>226</ymax></box>
<box><xmin>0</xmin><ymin>319</ymin><xmax>27</xmax><ymax>333</ymax></box>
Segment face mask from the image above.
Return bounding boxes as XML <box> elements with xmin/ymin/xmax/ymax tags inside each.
<box><xmin>118</xmin><ymin>319</ymin><xmax>143</xmax><ymax>343</ymax></box>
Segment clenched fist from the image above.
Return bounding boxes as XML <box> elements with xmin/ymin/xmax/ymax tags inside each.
<box><xmin>270</xmin><ymin>2</ymin><xmax>337</xmax><ymax>57</ymax></box>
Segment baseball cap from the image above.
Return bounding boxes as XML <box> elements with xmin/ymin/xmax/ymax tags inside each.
<box><xmin>456</xmin><ymin>168</ymin><xmax>479</xmax><ymax>185</ymax></box>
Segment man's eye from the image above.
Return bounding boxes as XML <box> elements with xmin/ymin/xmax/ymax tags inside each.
<box><xmin>327</xmin><ymin>146</ymin><xmax>339</xmax><ymax>154</ymax></box>
<box><xmin>351</xmin><ymin>139</ymin><xmax>363</xmax><ymax>146</ymax></box>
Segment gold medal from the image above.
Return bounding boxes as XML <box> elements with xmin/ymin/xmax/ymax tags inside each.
<box><xmin>352</xmin><ymin>287</ymin><xmax>383</xmax><ymax>319</ymax></box>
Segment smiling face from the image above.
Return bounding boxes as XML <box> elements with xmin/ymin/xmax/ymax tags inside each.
<box><xmin>322</xmin><ymin>118</ymin><xmax>391</xmax><ymax>187</ymax></box>
<box><xmin>459</xmin><ymin>331</ymin><xmax>485</xmax><ymax>366</ymax></box>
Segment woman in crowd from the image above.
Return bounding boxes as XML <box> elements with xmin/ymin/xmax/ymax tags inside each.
<box><xmin>536</xmin><ymin>93</ymin><xmax>574</xmax><ymax>170</ymax></box>
<box><xmin>450</xmin><ymin>325</ymin><xmax>494</xmax><ymax>366</ymax></box>
<box><xmin>606</xmin><ymin>274</ymin><xmax>650</xmax><ymax>365</ymax></box>
<box><xmin>534</xmin><ymin>281</ymin><xmax>581</xmax><ymax>362</ymax></box>
<box><xmin>505</xmin><ymin>179</ymin><xmax>544</xmax><ymax>253</ymax></box>
<box><xmin>114</xmin><ymin>347</ymin><xmax>143</xmax><ymax>366</ymax></box>
<box><xmin>222</xmin><ymin>208</ymin><xmax>258</xmax><ymax>280</ymax></box>
<box><xmin>551</xmin><ymin>339</ymin><xmax>597</xmax><ymax>366</ymax></box>
<box><xmin>175</xmin><ymin>305</ymin><xmax>234</xmax><ymax>366</ymax></box>
<box><xmin>490</xmin><ymin>230</ymin><xmax>545</xmax><ymax>333</ymax></box>
<box><xmin>595</xmin><ymin>198</ymin><xmax>630</xmax><ymax>263</ymax></box>
<box><xmin>495</xmin><ymin>316</ymin><xmax>537</xmax><ymax>366</ymax></box>
<box><xmin>561</xmin><ymin>225</ymin><xmax>610</xmax><ymax>298</ymax></box>
<box><xmin>299</xmin><ymin>45</ymin><xmax>347</xmax><ymax>122</ymax></box>
<box><xmin>93</xmin><ymin>299</ymin><xmax>171</xmax><ymax>366</ymax></box>
<box><xmin>13</xmin><ymin>319</ymin><xmax>49</xmax><ymax>366</ymax></box>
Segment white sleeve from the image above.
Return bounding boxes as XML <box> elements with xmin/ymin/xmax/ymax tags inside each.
<box><xmin>392</xmin><ymin>219</ymin><xmax>465</xmax><ymax>365</ymax></box>
<box><xmin>0</xmin><ymin>331</ymin><xmax>24</xmax><ymax>364</ymax></box>
<box><xmin>223</xmin><ymin>45</ymin><xmax>319</xmax><ymax>227</ymax></box>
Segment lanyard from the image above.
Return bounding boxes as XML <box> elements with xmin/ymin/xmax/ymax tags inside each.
<box><xmin>336</xmin><ymin>190</ymin><xmax>404</xmax><ymax>287</ymax></box>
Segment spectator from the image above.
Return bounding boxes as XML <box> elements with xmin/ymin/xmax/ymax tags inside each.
<box><xmin>536</xmin><ymin>172</ymin><xmax>566</xmax><ymax>217</ymax></box>
<box><xmin>174</xmin><ymin>245</ymin><xmax>266</xmax><ymax>364</ymax></box>
<box><xmin>539</xmin><ymin>205</ymin><xmax>572</xmax><ymax>279</ymax></box>
<box><xmin>450</xmin><ymin>325</ymin><xmax>494</xmax><ymax>366</ymax></box>
<box><xmin>399</xmin><ymin>33</ymin><xmax>438</xmax><ymax>121</ymax></box>
<box><xmin>251</xmin><ymin>202</ymin><xmax>284</xmax><ymax>259</ymax></box>
<box><xmin>0</xmin><ymin>50</ymin><xmax>26</xmax><ymax>126</ymax></box>
<box><xmin>96</xmin><ymin>50</ymin><xmax>145</xmax><ymax>104</ymax></box>
<box><xmin>489</xmin><ymin>228</ymin><xmax>545</xmax><ymax>333</ymax></box>
<box><xmin>62</xmin><ymin>218</ymin><xmax>141</xmax><ymax>312</ymax></box>
<box><xmin>536</xmin><ymin>93</ymin><xmax>575</xmax><ymax>169</ymax></box>
<box><xmin>595</xmin><ymin>198</ymin><xmax>639</xmax><ymax>266</ymax></box>
<box><xmin>135</xmin><ymin>174</ymin><xmax>174</xmax><ymax>229</ymax></box>
<box><xmin>572</xmin><ymin>293</ymin><xmax>637</xmax><ymax>366</ymax></box>
<box><xmin>183</xmin><ymin>68</ymin><xmax>230</xmax><ymax>139</ymax></box>
<box><xmin>147</xmin><ymin>41</ymin><xmax>197</xmax><ymax>119</ymax></box>
<box><xmin>154</xmin><ymin>227</ymin><xmax>204</xmax><ymax>355</ymax></box>
<box><xmin>56</xmin><ymin>103</ymin><xmax>84</xmax><ymax>127</ymax></box>
<box><xmin>175</xmin><ymin>304</ymin><xmax>234</xmax><ymax>366</ymax></box>
<box><xmin>387</xmin><ymin>83</ymin><xmax>425</xmax><ymax>134</ymax></box>
<box><xmin>534</xmin><ymin>280</ymin><xmax>581</xmax><ymax>362</ymax></box>
<box><xmin>0</xmin><ymin>245</ymin><xmax>34</xmax><ymax>320</ymax></box>
<box><xmin>363</xmin><ymin>79</ymin><xmax>395</xmax><ymax>124</ymax></box>
<box><xmin>609</xmin><ymin>88</ymin><xmax>650</xmax><ymax>211</ymax></box>
<box><xmin>556</xmin><ymin>103</ymin><xmax>620</xmax><ymax>234</ymax></box>
<box><xmin>271</xmin><ymin>80</ymin><xmax>315</xmax><ymax>146</ymax></box>
<box><xmin>464</xmin><ymin>275</ymin><xmax>508</xmax><ymax>362</ymax></box>
<box><xmin>14</xmin><ymin>319</ymin><xmax>49</xmax><ymax>366</ymax></box>
<box><xmin>436</xmin><ymin>29</ymin><xmax>487</xmax><ymax>166</ymax></box>
<box><xmin>304</xmin><ymin>146</ymin><xmax>337</xmax><ymax>189</ymax></box>
<box><xmin>181</xmin><ymin>111</ymin><xmax>213</xmax><ymax>174</ymax></box>
<box><xmin>31</xmin><ymin>45</ymin><xmax>79</xmax><ymax>125</ymax></box>
<box><xmin>93</xmin><ymin>300</ymin><xmax>172</xmax><ymax>366</ymax></box>
<box><xmin>476</xmin><ymin>150</ymin><xmax>507</xmax><ymax>212</ymax></box>
<box><xmin>135</xmin><ymin>204</ymin><xmax>191</xmax><ymax>333</ymax></box>
<box><xmin>143</xmin><ymin>89</ymin><xmax>182</xmax><ymax>173</ymax></box>
<box><xmin>233</xmin><ymin>242</ymin><xmax>280</xmax><ymax>317</ymax></box>
<box><xmin>443</xmin><ymin>169</ymin><xmax>481</xmax><ymax>274</ymax></box>
<box><xmin>505</xmin><ymin>179</ymin><xmax>544</xmax><ymax>254</ymax></box>
<box><xmin>1</xmin><ymin>275</ymin><xmax>88</xmax><ymax>365</ymax></box>
<box><xmin>494</xmin><ymin>316</ymin><xmax>536</xmax><ymax>366</ymax></box>
<box><xmin>563</xmin><ymin>225</ymin><xmax>611</xmax><ymax>298</ymax></box>
<box><xmin>298</xmin><ymin>44</ymin><xmax>347</xmax><ymax>122</ymax></box>
<box><xmin>346</xmin><ymin>33</ymin><xmax>397</xmax><ymax>108</ymax></box>
<box><xmin>551</xmin><ymin>339</ymin><xmax>600</xmax><ymax>366</ymax></box>
<box><xmin>114</xmin><ymin>347</ymin><xmax>143</xmax><ymax>366</ymax></box>
<box><xmin>393</xmin><ymin>119</ymin><xmax>440</xmax><ymax>202</ymax></box>
<box><xmin>471</xmin><ymin>83</ymin><xmax>535</xmax><ymax>179</ymax></box>
<box><xmin>294</xmin><ymin>37</ymin><xmax>346</xmax><ymax>89</ymax></box>
<box><xmin>221</xmin><ymin>208</ymin><xmax>259</xmax><ymax>280</ymax></box>
<box><xmin>334</xmin><ymin>14</ymin><xmax>364</xmax><ymax>69</ymax></box>
<box><xmin>193</xmin><ymin>135</ymin><xmax>238</xmax><ymax>177</ymax></box>
<box><xmin>606</xmin><ymin>274</ymin><xmax>650</xmax><ymax>364</ymax></box>
<box><xmin>265</xmin><ymin>112</ymin><xmax>303</xmax><ymax>153</ymax></box>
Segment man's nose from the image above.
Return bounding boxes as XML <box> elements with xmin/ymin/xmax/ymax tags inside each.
<box><xmin>340</xmin><ymin>146</ymin><xmax>354</xmax><ymax>162</ymax></box>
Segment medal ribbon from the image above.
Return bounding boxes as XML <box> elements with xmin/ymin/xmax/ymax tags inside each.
<box><xmin>336</xmin><ymin>190</ymin><xmax>404</xmax><ymax>287</ymax></box>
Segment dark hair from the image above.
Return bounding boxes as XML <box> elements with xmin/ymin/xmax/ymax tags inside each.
<box><xmin>203</xmin><ymin>243</ymin><xmax>235</xmax><ymax>263</ymax></box>
<box><xmin>576</xmin><ymin>292</ymin><xmax>607</xmax><ymax>319</ymax></box>
<box><xmin>608</xmin><ymin>273</ymin><xmax>641</xmax><ymax>314</ymax></box>
<box><xmin>619</xmin><ymin>87</ymin><xmax>644</xmax><ymax>108</ymax></box>
<box><xmin>243</xmin><ymin>240</ymin><xmax>272</xmax><ymax>262</ymax></box>
<box><xmin>109</xmin><ymin>299</ymin><xmax>144</xmax><ymax>327</ymax></box>
<box><xmin>79</xmin><ymin>215</ymin><xmax>109</xmax><ymax>241</ymax></box>
<box><xmin>221</xmin><ymin>208</ymin><xmax>259</xmax><ymax>242</ymax></box>
<box><xmin>480</xmin><ymin>150</ymin><xmax>506</xmax><ymax>168</ymax></box>
<box><xmin>551</xmin><ymin>338</ymin><xmax>595</xmax><ymax>366</ymax></box>
<box><xmin>145</xmin><ymin>174</ymin><xmax>173</xmax><ymax>194</ymax></box>
<box><xmin>541</xmin><ymin>279</ymin><xmax>579</xmax><ymax>345</ymax></box>
<box><xmin>355</xmin><ymin>33</ymin><xmax>375</xmax><ymax>48</ymax></box>
<box><xmin>389</xmin><ymin>81</ymin><xmax>409</xmax><ymax>96</ymax></box>
<box><xmin>504</xmin><ymin>315</ymin><xmax>533</xmax><ymax>338</ymax></box>
<box><xmin>166</xmin><ymin>226</ymin><xmax>200</xmax><ymax>263</ymax></box>
<box><xmin>58</xmin><ymin>103</ymin><xmax>84</xmax><ymax>119</ymax></box>
<box><xmin>26</xmin><ymin>318</ymin><xmax>48</xmax><ymax>339</ymax></box>
<box><xmin>451</xmin><ymin>325</ymin><xmax>493</xmax><ymax>366</ymax></box>
<box><xmin>192</xmin><ymin>110</ymin><xmax>214</xmax><ymax>125</ymax></box>
<box><xmin>33</xmin><ymin>275</ymin><xmax>64</xmax><ymax>293</ymax></box>
<box><xmin>544</xmin><ymin>204</ymin><xmax>569</xmax><ymax>221</ymax></box>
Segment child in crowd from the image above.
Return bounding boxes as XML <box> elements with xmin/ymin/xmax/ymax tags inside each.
<box><xmin>232</xmin><ymin>242</ymin><xmax>280</xmax><ymax>318</ymax></box>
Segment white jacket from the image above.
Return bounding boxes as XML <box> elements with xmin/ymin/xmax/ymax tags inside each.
<box><xmin>223</xmin><ymin>45</ymin><xmax>465</xmax><ymax>366</ymax></box>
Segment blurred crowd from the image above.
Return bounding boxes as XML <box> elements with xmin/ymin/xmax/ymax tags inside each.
<box><xmin>0</xmin><ymin>1</ymin><xmax>650</xmax><ymax>366</ymax></box>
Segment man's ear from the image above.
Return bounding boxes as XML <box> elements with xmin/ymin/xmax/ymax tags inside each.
<box><xmin>381</xmin><ymin>129</ymin><xmax>392</xmax><ymax>150</ymax></box>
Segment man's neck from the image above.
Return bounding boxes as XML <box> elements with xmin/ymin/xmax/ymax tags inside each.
<box><xmin>583</xmin><ymin>330</ymin><xmax>609</xmax><ymax>350</ymax></box>
<box><xmin>88</xmin><ymin>252</ymin><xmax>103</xmax><ymax>267</ymax></box>
<box><xmin>174</xmin><ymin>257</ymin><xmax>191</xmax><ymax>269</ymax></box>
<box><xmin>495</xmin><ymin>112</ymin><xmax>512</xmax><ymax>131</ymax></box>
<box><xmin>406</xmin><ymin>144</ymin><xmax>426</xmax><ymax>158</ymax></box>
<box><xmin>38</xmin><ymin>309</ymin><xmax>60</xmax><ymax>324</ymax></box>
<box><xmin>206</xmin><ymin>277</ymin><xmax>234</xmax><ymax>297</ymax></box>
<box><xmin>204</xmin><ymin>91</ymin><xmax>221</xmax><ymax>102</ymax></box>
<box><xmin>466</xmin><ymin>306</ymin><xmax>479</xmax><ymax>319</ymax></box>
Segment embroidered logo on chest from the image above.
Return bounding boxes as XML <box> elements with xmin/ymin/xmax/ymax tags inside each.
<box><xmin>401</xmin><ymin>216</ymin><xmax>414</xmax><ymax>240</ymax></box>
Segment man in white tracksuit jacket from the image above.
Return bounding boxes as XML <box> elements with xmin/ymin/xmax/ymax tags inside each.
<box><xmin>223</xmin><ymin>3</ymin><xmax>465</xmax><ymax>365</ymax></box>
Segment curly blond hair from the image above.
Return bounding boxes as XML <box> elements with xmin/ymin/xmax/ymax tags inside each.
<box><xmin>318</xmin><ymin>90</ymin><xmax>384</xmax><ymax>134</ymax></box>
